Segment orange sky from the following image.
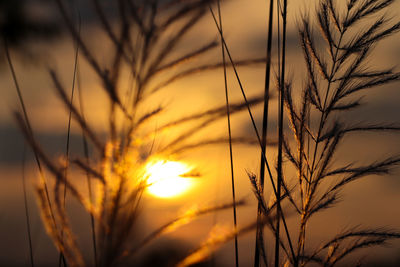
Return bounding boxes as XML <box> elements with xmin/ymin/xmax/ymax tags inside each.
<box><xmin>1</xmin><ymin>0</ymin><xmax>400</xmax><ymax>266</ymax></box>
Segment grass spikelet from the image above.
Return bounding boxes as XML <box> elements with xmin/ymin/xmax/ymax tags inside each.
<box><xmin>279</xmin><ymin>0</ymin><xmax>400</xmax><ymax>265</ymax></box>
<box><xmin>177</xmin><ymin>224</ymin><xmax>233</xmax><ymax>267</ymax></box>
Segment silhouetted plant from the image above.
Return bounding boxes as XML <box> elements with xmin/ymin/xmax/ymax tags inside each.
<box><xmin>10</xmin><ymin>0</ymin><xmax>267</xmax><ymax>266</ymax></box>
<box><xmin>250</xmin><ymin>0</ymin><xmax>400</xmax><ymax>266</ymax></box>
<box><xmin>8</xmin><ymin>0</ymin><xmax>400</xmax><ymax>266</ymax></box>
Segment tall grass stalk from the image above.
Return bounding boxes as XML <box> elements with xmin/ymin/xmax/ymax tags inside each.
<box><xmin>5</xmin><ymin>39</ymin><xmax>59</xmax><ymax>257</ymax></box>
<box><xmin>21</xmin><ymin>145</ymin><xmax>34</xmax><ymax>267</ymax></box>
<box><xmin>215</xmin><ymin>1</ymin><xmax>239</xmax><ymax>266</ymax></box>
<box><xmin>5</xmin><ymin>41</ymin><xmax>50</xmax><ymax>201</ymax></box>
<box><xmin>254</xmin><ymin>0</ymin><xmax>274</xmax><ymax>265</ymax></box>
<box><xmin>276</xmin><ymin>0</ymin><xmax>288</xmax><ymax>266</ymax></box>
<box><xmin>67</xmin><ymin>8</ymin><xmax>99</xmax><ymax>265</ymax></box>
<box><xmin>58</xmin><ymin>9</ymin><xmax>81</xmax><ymax>267</ymax></box>
<box><xmin>75</xmin><ymin>44</ymin><xmax>98</xmax><ymax>267</ymax></box>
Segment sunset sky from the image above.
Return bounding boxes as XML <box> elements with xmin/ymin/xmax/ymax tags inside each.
<box><xmin>1</xmin><ymin>0</ymin><xmax>400</xmax><ymax>266</ymax></box>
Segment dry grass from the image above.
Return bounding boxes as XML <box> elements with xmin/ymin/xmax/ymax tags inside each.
<box><xmin>5</xmin><ymin>0</ymin><xmax>400</xmax><ymax>266</ymax></box>
<box><xmin>8</xmin><ymin>0</ymin><xmax>265</xmax><ymax>266</ymax></box>
<box><xmin>247</xmin><ymin>0</ymin><xmax>400</xmax><ymax>266</ymax></box>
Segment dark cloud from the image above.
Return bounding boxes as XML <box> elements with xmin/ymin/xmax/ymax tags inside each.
<box><xmin>0</xmin><ymin>0</ymin><xmax>59</xmax><ymax>46</ymax></box>
<box><xmin>0</xmin><ymin>124</ymin><xmax>97</xmax><ymax>165</ymax></box>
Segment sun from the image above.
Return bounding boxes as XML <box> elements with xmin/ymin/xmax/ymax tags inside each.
<box><xmin>145</xmin><ymin>160</ymin><xmax>194</xmax><ymax>198</ymax></box>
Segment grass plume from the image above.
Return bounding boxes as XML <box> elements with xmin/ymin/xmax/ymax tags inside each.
<box><xmin>6</xmin><ymin>0</ymin><xmax>400</xmax><ymax>266</ymax></box>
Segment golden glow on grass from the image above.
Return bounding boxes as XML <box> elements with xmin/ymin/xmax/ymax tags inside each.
<box><xmin>145</xmin><ymin>160</ymin><xmax>194</xmax><ymax>198</ymax></box>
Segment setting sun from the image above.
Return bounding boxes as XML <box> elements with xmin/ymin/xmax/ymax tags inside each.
<box><xmin>145</xmin><ymin>160</ymin><xmax>194</xmax><ymax>198</ymax></box>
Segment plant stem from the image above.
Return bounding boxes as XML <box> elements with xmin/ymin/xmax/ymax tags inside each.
<box><xmin>275</xmin><ymin>0</ymin><xmax>288</xmax><ymax>266</ymax></box>
<box><xmin>216</xmin><ymin>1</ymin><xmax>240</xmax><ymax>267</ymax></box>
<box><xmin>74</xmin><ymin>33</ymin><xmax>98</xmax><ymax>266</ymax></box>
<box><xmin>209</xmin><ymin>7</ymin><xmax>296</xmax><ymax>264</ymax></box>
<box><xmin>21</xmin><ymin>146</ymin><xmax>35</xmax><ymax>267</ymax></box>
<box><xmin>58</xmin><ymin>9</ymin><xmax>82</xmax><ymax>266</ymax></box>
<box><xmin>5</xmin><ymin>39</ymin><xmax>58</xmax><ymax>260</ymax></box>
<box><xmin>254</xmin><ymin>0</ymin><xmax>274</xmax><ymax>266</ymax></box>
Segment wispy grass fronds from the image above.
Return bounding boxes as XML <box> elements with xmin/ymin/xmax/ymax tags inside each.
<box><xmin>302</xmin><ymin>227</ymin><xmax>400</xmax><ymax>266</ymax></box>
<box><xmin>278</xmin><ymin>0</ymin><xmax>400</xmax><ymax>265</ymax></box>
<box><xmin>13</xmin><ymin>0</ymin><xmax>271</xmax><ymax>266</ymax></box>
<box><xmin>14</xmin><ymin>113</ymin><xmax>96</xmax><ymax>210</ymax></box>
<box><xmin>129</xmin><ymin>199</ymin><xmax>246</xmax><ymax>257</ymax></box>
<box><xmin>149</xmin><ymin>58</ymin><xmax>266</xmax><ymax>95</ymax></box>
<box><xmin>177</xmin><ymin>221</ymin><xmax>262</xmax><ymax>267</ymax></box>
<box><xmin>169</xmin><ymin>136</ymin><xmax>276</xmax><ymax>154</ymax></box>
<box><xmin>50</xmin><ymin>70</ymin><xmax>105</xmax><ymax>153</ymax></box>
<box><xmin>179</xmin><ymin>170</ymin><xmax>301</xmax><ymax>267</ymax></box>
<box><xmin>158</xmin><ymin>94</ymin><xmax>268</xmax><ymax>130</ymax></box>
<box><xmin>158</xmin><ymin>94</ymin><xmax>270</xmax><ymax>154</ymax></box>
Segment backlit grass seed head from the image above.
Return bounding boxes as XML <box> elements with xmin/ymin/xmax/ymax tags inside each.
<box><xmin>177</xmin><ymin>224</ymin><xmax>232</xmax><ymax>267</ymax></box>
